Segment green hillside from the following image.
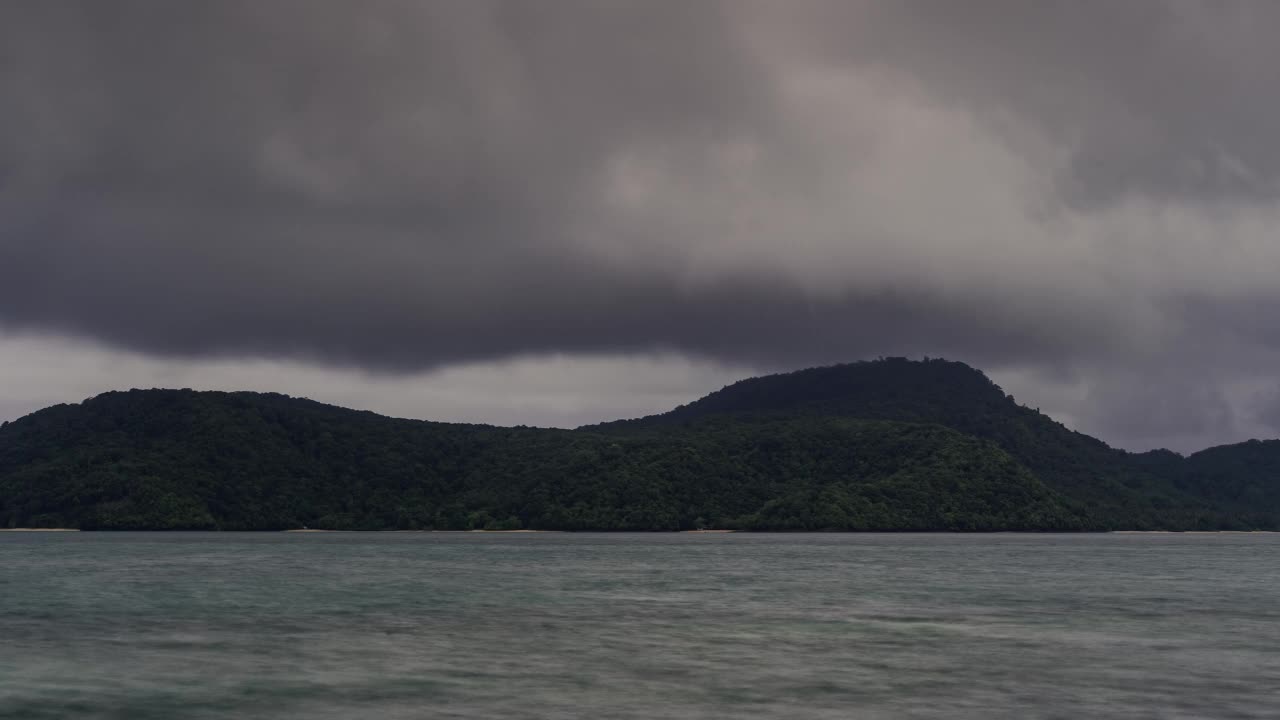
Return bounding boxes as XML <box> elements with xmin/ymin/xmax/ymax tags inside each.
<box><xmin>1</xmin><ymin>358</ymin><xmax>1277</xmax><ymax>531</ymax></box>
<box><xmin>596</xmin><ymin>357</ymin><xmax>1271</xmax><ymax>529</ymax></box>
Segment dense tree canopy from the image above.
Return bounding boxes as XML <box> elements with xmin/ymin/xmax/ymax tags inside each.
<box><xmin>2</xmin><ymin>359</ymin><xmax>1277</xmax><ymax>531</ymax></box>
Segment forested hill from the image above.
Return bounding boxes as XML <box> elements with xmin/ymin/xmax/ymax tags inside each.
<box><xmin>591</xmin><ymin>358</ymin><xmax>1265</xmax><ymax>529</ymax></box>
<box><xmin>1</xmin><ymin>358</ymin><xmax>1278</xmax><ymax>531</ymax></box>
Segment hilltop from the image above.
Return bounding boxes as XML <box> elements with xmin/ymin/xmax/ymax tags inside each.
<box><xmin>1</xmin><ymin>358</ymin><xmax>1276</xmax><ymax>531</ymax></box>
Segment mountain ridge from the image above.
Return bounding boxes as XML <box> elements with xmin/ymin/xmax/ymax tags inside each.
<box><xmin>2</xmin><ymin>358</ymin><xmax>1277</xmax><ymax>531</ymax></box>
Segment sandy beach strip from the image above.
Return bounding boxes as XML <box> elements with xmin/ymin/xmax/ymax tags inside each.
<box><xmin>1109</xmin><ymin>530</ymin><xmax>1277</xmax><ymax>534</ymax></box>
<box><xmin>282</xmin><ymin>528</ymin><xmax>561</xmax><ymax>533</ymax></box>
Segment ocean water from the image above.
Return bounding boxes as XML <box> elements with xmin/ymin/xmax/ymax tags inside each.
<box><xmin>1</xmin><ymin>532</ymin><xmax>1277</xmax><ymax>719</ymax></box>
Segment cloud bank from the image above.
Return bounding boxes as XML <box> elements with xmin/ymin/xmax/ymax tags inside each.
<box><xmin>4</xmin><ymin>1</ymin><xmax>1280</xmax><ymax>451</ymax></box>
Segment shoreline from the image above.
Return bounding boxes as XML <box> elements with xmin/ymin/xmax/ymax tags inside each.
<box><xmin>4</xmin><ymin>528</ymin><xmax>1274</xmax><ymax>534</ymax></box>
<box><xmin>280</xmin><ymin>529</ymin><xmax>740</xmax><ymax>533</ymax></box>
<box><xmin>282</xmin><ymin>528</ymin><xmax>563</xmax><ymax>533</ymax></box>
<box><xmin>1108</xmin><ymin>530</ymin><xmax>1279</xmax><ymax>534</ymax></box>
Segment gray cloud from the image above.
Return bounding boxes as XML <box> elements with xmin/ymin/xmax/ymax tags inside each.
<box><xmin>0</xmin><ymin>333</ymin><xmax>752</xmax><ymax>433</ymax></box>
<box><xmin>3</xmin><ymin>1</ymin><xmax>1280</xmax><ymax>451</ymax></box>
<box><xmin>792</xmin><ymin>1</ymin><xmax>1280</xmax><ymax>204</ymax></box>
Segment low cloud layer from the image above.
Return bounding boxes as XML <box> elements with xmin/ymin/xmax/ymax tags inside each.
<box><xmin>0</xmin><ymin>333</ymin><xmax>753</xmax><ymax>433</ymax></box>
<box><xmin>4</xmin><ymin>1</ymin><xmax>1280</xmax><ymax>451</ymax></box>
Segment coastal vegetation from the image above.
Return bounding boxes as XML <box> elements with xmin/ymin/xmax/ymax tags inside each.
<box><xmin>1</xmin><ymin>358</ymin><xmax>1277</xmax><ymax>531</ymax></box>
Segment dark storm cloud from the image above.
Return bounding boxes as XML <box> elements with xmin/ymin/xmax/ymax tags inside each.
<box><xmin>1</xmin><ymin>0</ymin><xmax>773</xmax><ymax>365</ymax></box>
<box><xmin>4</xmin><ymin>1</ymin><xmax>1280</xmax><ymax>450</ymax></box>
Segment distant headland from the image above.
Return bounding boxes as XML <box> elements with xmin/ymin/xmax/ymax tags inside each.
<box><xmin>3</xmin><ymin>358</ymin><xmax>1278</xmax><ymax>532</ymax></box>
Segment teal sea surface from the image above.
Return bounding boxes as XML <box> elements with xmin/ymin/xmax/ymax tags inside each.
<box><xmin>2</xmin><ymin>532</ymin><xmax>1278</xmax><ymax>719</ymax></box>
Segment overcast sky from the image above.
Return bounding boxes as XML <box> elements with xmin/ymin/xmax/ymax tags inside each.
<box><xmin>4</xmin><ymin>1</ymin><xmax>1280</xmax><ymax>453</ymax></box>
